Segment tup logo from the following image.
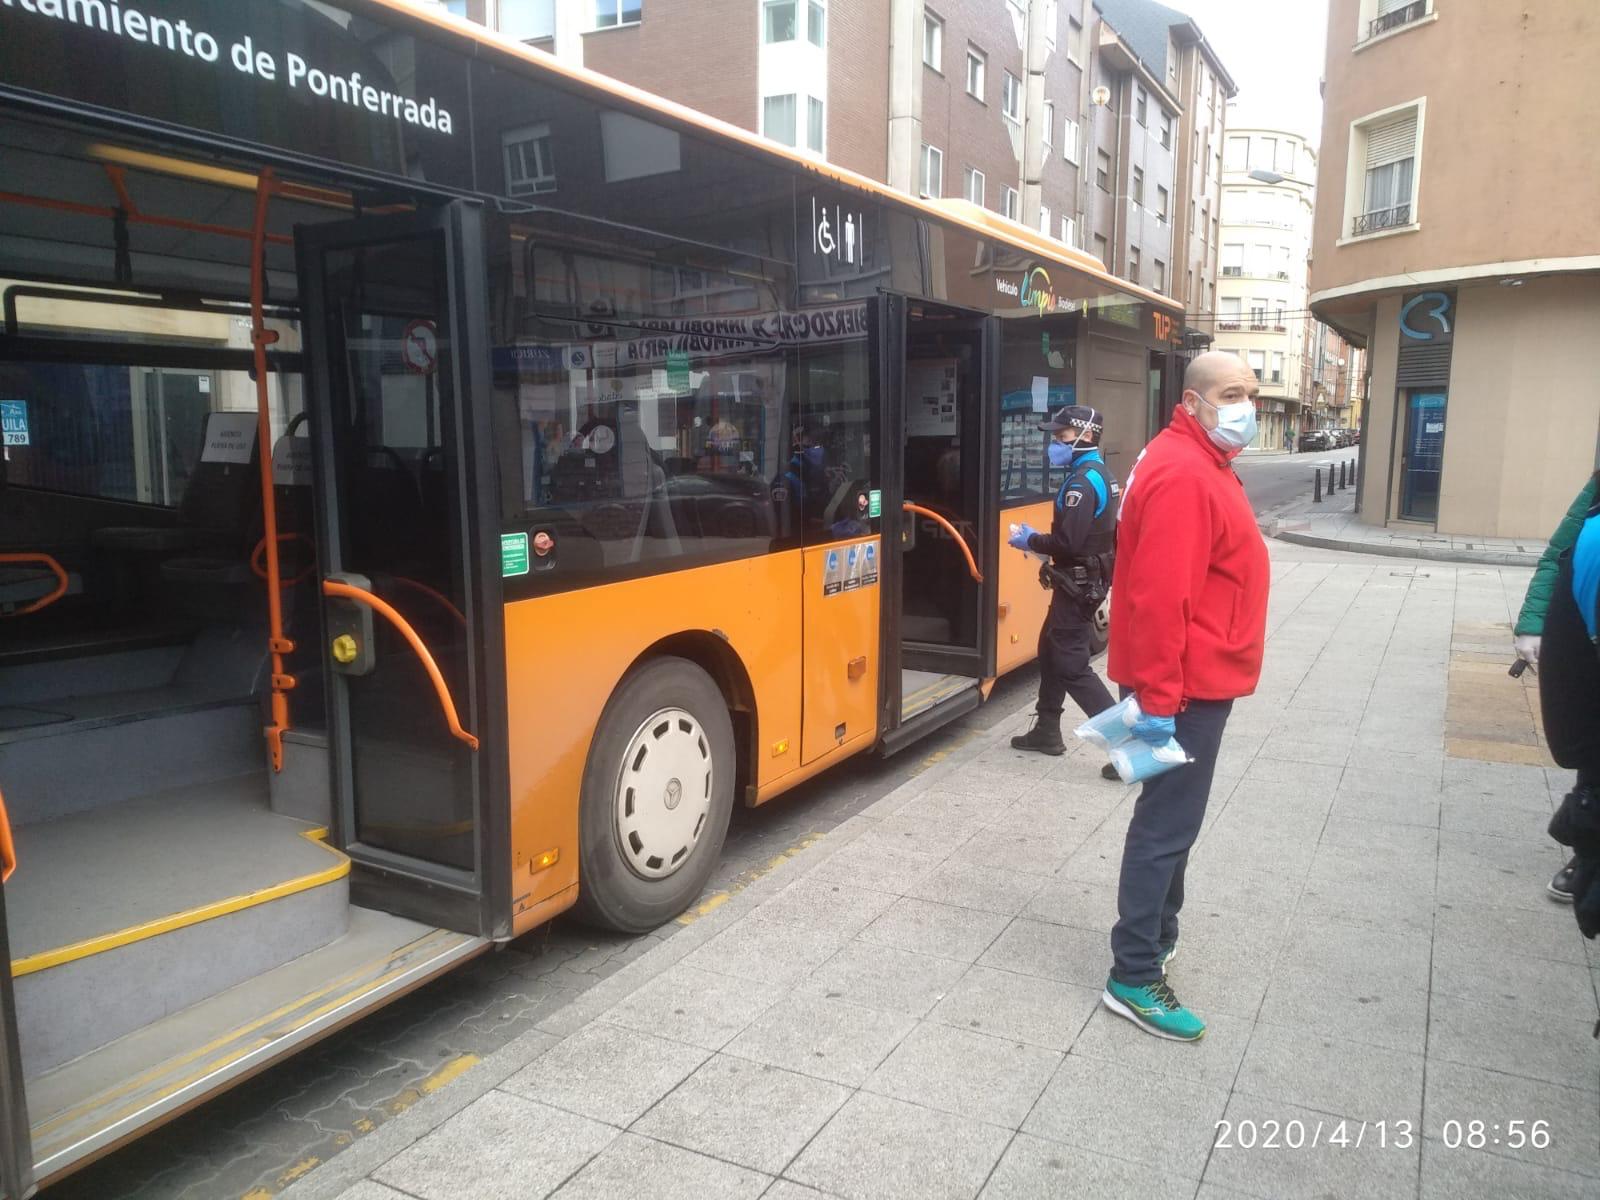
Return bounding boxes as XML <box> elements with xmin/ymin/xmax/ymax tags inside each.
<box><xmin>1019</xmin><ymin>267</ymin><xmax>1061</xmax><ymax>317</ymax></box>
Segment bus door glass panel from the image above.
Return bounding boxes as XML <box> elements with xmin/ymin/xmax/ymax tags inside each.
<box><xmin>902</xmin><ymin>317</ymin><xmax>983</xmax><ymax>653</ymax></box>
<box><xmin>1401</xmin><ymin>391</ymin><xmax>1445</xmax><ymax>523</ymax></box>
<box><xmin>795</xmin><ymin>339</ymin><xmax>879</xmax><ymax>764</ymax></box>
<box><xmin>308</xmin><ymin>225</ymin><xmax>479</xmax><ymax>877</ymax></box>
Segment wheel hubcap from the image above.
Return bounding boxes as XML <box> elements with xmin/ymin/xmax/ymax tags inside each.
<box><xmin>614</xmin><ymin>707</ymin><xmax>713</xmax><ymax>880</ymax></box>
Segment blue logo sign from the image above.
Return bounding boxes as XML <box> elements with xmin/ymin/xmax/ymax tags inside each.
<box><xmin>1400</xmin><ymin>292</ymin><xmax>1452</xmax><ymax>342</ymax></box>
<box><xmin>1</xmin><ymin>400</ymin><xmax>28</xmax><ymax>447</ymax></box>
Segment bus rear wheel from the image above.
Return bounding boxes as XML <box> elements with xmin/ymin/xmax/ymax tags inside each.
<box><xmin>573</xmin><ymin>656</ymin><xmax>736</xmax><ymax>933</ymax></box>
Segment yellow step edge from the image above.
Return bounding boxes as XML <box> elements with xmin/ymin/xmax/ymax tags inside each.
<box><xmin>10</xmin><ymin>828</ymin><xmax>349</xmax><ymax>980</ymax></box>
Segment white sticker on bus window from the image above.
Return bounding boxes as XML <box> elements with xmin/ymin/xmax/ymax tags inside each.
<box><xmin>197</xmin><ymin>375</ymin><xmax>212</xmax><ymax>394</ymax></box>
<box><xmin>1031</xmin><ymin>376</ymin><xmax>1049</xmax><ymax>413</ymax></box>
<box><xmin>201</xmin><ymin>413</ymin><xmax>257</xmax><ymax>464</ymax></box>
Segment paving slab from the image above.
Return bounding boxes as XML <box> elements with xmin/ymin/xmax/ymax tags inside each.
<box><xmin>499</xmin><ymin>1023</ymin><xmax>708</xmax><ymax>1127</ymax></box>
<box><xmin>552</xmin><ymin>1132</ymin><xmax>771</xmax><ymax>1199</ymax></box>
<box><xmin>863</xmin><ymin>1021</ymin><xmax>1061</xmax><ymax>1127</ymax></box>
<box><xmin>723</xmin><ymin>993</ymin><xmax>915</xmax><ymax>1088</ymax></box>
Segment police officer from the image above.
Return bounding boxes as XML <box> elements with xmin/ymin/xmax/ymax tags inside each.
<box><xmin>1009</xmin><ymin>404</ymin><xmax>1119</xmax><ymax>768</ymax></box>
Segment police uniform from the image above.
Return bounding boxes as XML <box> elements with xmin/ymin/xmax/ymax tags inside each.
<box><xmin>1012</xmin><ymin>405</ymin><xmax>1119</xmax><ymax>757</ymax></box>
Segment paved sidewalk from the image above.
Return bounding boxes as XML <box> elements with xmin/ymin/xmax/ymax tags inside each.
<box><xmin>1264</xmin><ymin>492</ymin><xmax>1547</xmax><ymax>568</ymax></box>
<box><xmin>284</xmin><ymin>543</ymin><xmax>1599</xmax><ymax>1200</ymax></box>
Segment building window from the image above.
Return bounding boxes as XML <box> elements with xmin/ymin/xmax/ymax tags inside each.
<box><xmin>923</xmin><ymin>10</ymin><xmax>943</xmax><ymax>69</ymax></box>
<box><xmin>1277</xmin><ymin>139</ymin><xmax>1296</xmax><ymax>175</ymax></box>
<box><xmin>1062</xmin><ymin>214</ymin><xmax>1076</xmax><ymax>245</ymax></box>
<box><xmin>1001</xmin><ymin>185</ymin><xmax>1020</xmax><ymax>221</ymax></box>
<box><xmin>594</xmin><ymin>0</ymin><xmax>641</xmax><ymax>29</ymax></box>
<box><xmin>1247</xmin><ymin>349</ymin><xmax>1267</xmax><ymax>376</ymax></box>
<box><xmin>1352</xmin><ymin>106</ymin><xmax>1420</xmax><ymax>235</ymax></box>
<box><xmin>1276</xmin><ymin>301</ymin><xmax>1287</xmax><ymax>327</ymax></box>
<box><xmin>1222</xmin><ymin>243</ymin><xmax>1243</xmax><ymax>276</ymax></box>
<box><xmin>1042</xmin><ymin>102</ymin><xmax>1054</xmax><ymax>148</ymax></box>
<box><xmin>1156</xmin><ymin>185</ymin><xmax>1169</xmax><ymax>223</ymax></box>
<box><xmin>1066</xmin><ymin>17</ymin><xmax>1083</xmax><ymax>64</ymax></box>
<box><xmin>1095</xmin><ymin>149</ymin><xmax>1111</xmax><ymax>192</ymax></box>
<box><xmin>1132</xmin><ymin>166</ymin><xmax>1144</xmax><ymax>206</ymax></box>
<box><xmin>1063</xmin><ymin>117</ymin><xmax>1079</xmax><ymax>164</ymax></box>
<box><xmin>1270</xmin><ymin>351</ymin><xmax>1285</xmax><ymax>384</ymax></box>
<box><xmin>966</xmin><ymin>47</ymin><xmax>986</xmax><ymax>99</ymax></box>
<box><xmin>1128</xmin><ymin>245</ymin><xmax>1141</xmax><ymax>283</ymax></box>
<box><xmin>964</xmin><ymin>166</ymin><xmax>985</xmax><ymax>206</ymax></box>
<box><xmin>1135</xmin><ymin>87</ymin><xmax>1148</xmax><ymax>127</ymax></box>
<box><xmin>808</xmin><ymin>0</ymin><xmax>826</xmax><ymax>47</ymax></box>
<box><xmin>1093</xmin><ymin>233</ymin><xmax>1109</xmax><ymax>263</ymax></box>
<box><xmin>1211</xmin><ymin>216</ymin><xmax>1219</xmax><ymax>248</ymax></box>
<box><xmin>1252</xmin><ymin>243</ymin><xmax>1272</xmax><ymax>276</ymax></box>
<box><xmin>1363</xmin><ymin>0</ymin><xmax>1432</xmax><ymax>43</ymax></box>
<box><xmin>920</xmin><ymin>143</ymin><xmax>944</xmax><ymax>197</ymax></box>
<box><xmin>1043</xmin><ymin>0</ymin><xmax>1058</xmax><ymax>47</ymax></box>
<box><xmin>1154</xmin><ymin>258</ymin><xmax>1166</xmax><ymax>292</ymax></box>
<box><xmin>1250</xmin><ymin>298</ymin><xmax>1269</xmax><ymax>328</ymax></box>
<box><xmin>1260</xmin><ymin>137</ymin><xmax>1277</xmax><ymax>171</ymax></box>
<box><xmin>1039</xmin><ymin>204</ymin><xmax>1052</xmax><ymax>234</ymax></box>
<box><xmin>1225</xmin><ymin>135</ymin><xmax>1249</xmax><ymax>171</ymax></box>
<box><xmin>762</xmin><ymin>94</ymin><xmax>797</xmax><ymax>146</ymax></box>
<box><xmin>1219</xmin><ymin>296</ymin><xmax>1241</xmax><ymax>327</ymax></box>
<box><xmin>807</xmin><ymin>96</ymin><xmax>825</xmax><ymax>153</ymax></box>
<box><xmin>1276</xmin><ymin>245</ymin><xmax>1292</xmax><ymax>279</ymax></box>
<box><xmin>503</xmin><ymin>122</ymin><xmax>557</xmax><ymax>195</ymax></box>
<box><xmin>762</xmin><ymin>0</ymin><xmax>796</xmax><ymax>42</ymax></box>
<box><xmin>500</xmin><ymin>0</ymin><xmax>556</xmax><ymax>40</ymax></box>
<box><xmin>1002</xmin><ymin>71</ymin><xmax>1022</xmax><ymax>122</ymax></box>
<box><xmin>1160</xmin><ymin>111</ymin><xmax>1173</xmax><ymax>150</ymax></box>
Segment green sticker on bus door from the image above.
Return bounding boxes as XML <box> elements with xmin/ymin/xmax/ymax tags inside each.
<box><xmin>501</xmin><ymin>532</ymin><xmax>530</xmax><ymax>578</ymax></box>
<box><xmin>666</xmin><ymin>350</ymin><xmax>691</xmax><ymax>392</ymax></box>
<box><xmin>868</xmin><ymin>489</ymin><xmax>882</xmax><ymax>518</ymax></box>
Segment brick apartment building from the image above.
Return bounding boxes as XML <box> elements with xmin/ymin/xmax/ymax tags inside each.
<box><xmin>432</xmin><ymin>0</ymin><xmax>1233</xmax><ymax>316</ymax></box>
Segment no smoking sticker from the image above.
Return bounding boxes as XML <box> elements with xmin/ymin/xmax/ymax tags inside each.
<box><xmin>402</xmin><ymin>319</ymin><xmax>439</xmax><ymax>375</ymax></box>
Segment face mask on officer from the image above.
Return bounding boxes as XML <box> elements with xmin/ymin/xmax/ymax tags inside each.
<box><xmin>1047</xmin><ymin>429</ymin><xmax>1086</xmax><ymax>468</ymax></box>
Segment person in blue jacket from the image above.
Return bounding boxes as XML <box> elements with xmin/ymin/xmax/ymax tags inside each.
<box><xmin>1008</xmin><ymin>404</ymin><xmax>1119</xmax><ymax>771</ymax></box>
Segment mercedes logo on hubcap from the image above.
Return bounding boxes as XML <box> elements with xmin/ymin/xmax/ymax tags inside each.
<box><xmin>664</xmin><ymin>779</ymin><xmax>683</xmax><ymax>811</ymax></box>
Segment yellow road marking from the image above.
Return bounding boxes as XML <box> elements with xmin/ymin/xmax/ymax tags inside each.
<box><xmin>276</xmin><ymin>1157</ymin><xmax>321</xmax><ymax>1186</ymax></box>
<box><xmin>383</xmin><ymin>1054</ymin><xmax>481</xmax><ymax>1116</ymax></box>
<box><xmin>676</xmin><ymin>833</ymin><xmax>822</xmax><ymax>924</ymax></box>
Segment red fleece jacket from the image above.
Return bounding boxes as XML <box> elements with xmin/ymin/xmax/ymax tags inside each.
<box><xmin>1108</xmin><ymin>405</ymin><xmax>1270</xmax><ymax>716</ymax></box>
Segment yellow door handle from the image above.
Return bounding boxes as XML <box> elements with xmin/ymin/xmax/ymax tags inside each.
<box><xmin>331</xmin><ymin>634</ymin><xmax>359</xmax><ymax>664</ymax></box>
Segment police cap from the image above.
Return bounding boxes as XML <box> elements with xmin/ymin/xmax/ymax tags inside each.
<box><xmin>1038</xmin><ymin>404</ymin><xmax>1104</xmax><ymax>439</ymax></box>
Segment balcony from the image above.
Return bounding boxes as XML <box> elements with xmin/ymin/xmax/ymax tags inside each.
<box><xmin>1368</xmin><ymin>1</ymin><xmax>1428</xmax><ymax>40</ymax></box>
<box><xmin>1352</xmin><ymin>204</ymin><xmax>1411</xmax><ymax>236</ymax></box>
<box><xmin>1274</xmin><ymin>271</ymin><xmax>1290</xmax><ymax>280</ymax></box>
<box><xmin>1222</xmin><ymin>265</ymin><xmax>1242</xmax><ymax>276</ymax></box>
<box><xmin>1218</xmin><ymin>321</ymin><xmax>1241</xmax><ymax>331</ymax></box>
<box><xmin>1249</xmin><ymin>322</ymin><xmax>1269</xmax><ymax>332</ymax></box>
<box><xmin>1275</xmin><ymin>324</ymin><xmax>1288</xmax><ymax>332</ymax></box>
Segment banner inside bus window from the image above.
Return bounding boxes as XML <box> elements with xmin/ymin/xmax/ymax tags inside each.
<box><xmin>823</xmin><ymin>539</ymin><xmax>879</xmax><ymax>597</ymax></box>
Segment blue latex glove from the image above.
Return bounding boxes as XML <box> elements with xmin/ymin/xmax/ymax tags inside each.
<box><xmin>1129</xmin><ymin>714</ymin><xmax>1176</xmax><ymax>745</ymax></box>
<box><xmin>1008</xmin><ymin>523</ymin><xmax>1038</xmax><ymax>551</ymax></box>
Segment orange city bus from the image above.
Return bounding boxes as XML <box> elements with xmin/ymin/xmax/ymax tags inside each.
<box><xmin>0</xmin><ymin>0</ymin><xmax>1188</xmax><ymax>1189</ymax></box>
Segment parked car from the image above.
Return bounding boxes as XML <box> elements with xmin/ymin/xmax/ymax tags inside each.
<box><xmin>1298</xmin><ymin>429</ymin><xmax>1332</xmax><ymax>452</ymax></box>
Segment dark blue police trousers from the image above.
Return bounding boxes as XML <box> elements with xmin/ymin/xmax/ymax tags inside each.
<box><xmin>1110</xmin><ymin>697</ymin><xmax>1235</xmax><ymax>985</ymax></box>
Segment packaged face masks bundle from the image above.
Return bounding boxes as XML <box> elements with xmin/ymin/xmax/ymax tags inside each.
<box><xmin>1073</xmin><ymin>695</ymin><xmax>1192</xmax><ymax>784</ymax></box>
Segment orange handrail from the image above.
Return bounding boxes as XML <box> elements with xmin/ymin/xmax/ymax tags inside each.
<box><xmin>389</xmin><ymin>575</ymin><xmax>468</xmax><ymax>628</ymax></box>
<box><xmin>322</xmin><ymin>580</ymin><xmax>480</xmax><ymax>751</ymax></box>
<box><xmin>250</xmin><ymin>168</ymin><xmax>294</xmax><ymax>772</ymax></box>
<box><xmin>0</xmin><ymin>787</ymin><xmax>16</xmax><ymax>883</ymax></box>
<box><xmin>0</xmin><ymin>552</ymin><xmax>69</xmax><ymax>617</ymax></box>
<box><xmin>903</xmin><ymin>503</ymin><xmax>984</xmax><ymax>583</ymax></box>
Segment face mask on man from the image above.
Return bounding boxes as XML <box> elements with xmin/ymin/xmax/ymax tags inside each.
<box><xmin>1192</xmin><ymin>393</ymin><xmax>1258</xmax><ymax>451</ymax></box>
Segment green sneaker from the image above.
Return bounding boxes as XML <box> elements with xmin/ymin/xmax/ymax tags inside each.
<box><xmin>1157</xmin><ymin>941</ymin><xmax>1178</xmax><ymax>974</ymax></box>
<box><xmin>1102</xmin><ymin>976</ymin><xmax>1206</xmax><ymax>1041</ymax></box>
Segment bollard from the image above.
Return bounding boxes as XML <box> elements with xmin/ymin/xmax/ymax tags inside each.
<box><xmin>1342</xmin><ymin>459</ymin><xmax>1351</xmax><ymax>488</ymax></box>
<box><xmin>1313</xmin><ymin>466</ymin><xmax>1323</xmax><ymax>503</ymax></box>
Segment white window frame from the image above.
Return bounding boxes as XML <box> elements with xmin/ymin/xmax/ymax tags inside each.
<box><xmin>920</xmin><ymin>142</ymin><xmax>944</xmax><ymax>198</ymax></box>
<box><xmin>499</xmin><ymin>0</ymin><xmax>556</xmax><ymax>40</ymax></box>
<box><xmin>964</xmin><ymin>165</ymin><xmax>985</xmax><ymax>206</ymax></box>
<box><xmin>1062</xmin><ymin>117</ymin><xmax>1079</xmax><ymax>164</ymax></box>
<box><xmin>1042</xmin><ymin>101</ymin><xmax>1054</xmax><ymax>149</ymax></box>
<box><xmin>1356</xmin><ymin>0</ymin><xmax>1436</xmax><ymax>48</ymax></box>
<box><xmin>593</xmin><ymin>0</ymin><xmax>641</xmax><ymax>30</ymax></box>
<box><xmin>806</xmin><ymin>95</ymin><xmax>825</xmax><ymax>155</ymax></box>
<box><xmin>1095</xmin><ymin>148</ymin><xmax>1111</xmax><ymax>193</ymax></box>
<box><xmin>1128</xmin><ymin>245</ymin><xmax>1141</xmax><ymax>284</ymax></box>
<box><xmin>1153</xmin><ymin>258</ymin><xmax>1166</xmax><ymax>292</ymax></box>
<box><xmin>502</xmin><ymin>121</ymin><xmax>557</xmax><ymax>196</ymax></box>
<box><xmin>762</xmin><ymin>93</ymin><xmax>798</xmax><ymax>147</ymax></box>
<box><xmin>1155</xmin><ymin>184</ymin><xmax>1169</xmax><ymax>224</ymax></box>
<box><xmin>1039</xmin><ymin>204</ymin><xmax>1052</xmax><ymax>235</ymax></box>
<box><xmin>1131</xmin><ymin>166</ymin><xmax>1144</xmax><ymax>207</ymax></box>
<box><xmin>1066</xmin><ymin>17</ymin><xmax>1083</xmax><ymax>65</ymax></box>
<box><xmin>807</xmin><ymin>0</ymin><xmax>826</xmax><ymax>48</ymax></box>
<box><xmin>762</xmin><ymin>0</ymin><xmax>796</xmax><ymax>43</ymax></box>
<box><xmin>923</xmin><ymin>10</ymin><xmax>944</xmax><ymax>70</ymax></box>
<box><xmin>966</xmin><ymin>46</ymin><xmax>986</xmax><ymax>100</ymax></box>
<box><xmin>1225</xmin><ymin>135</ymin><xmax>1249</xmax><ymax>172</ymax></box>
<box><xmin>1061</xmin><ymin>214</ymin><xmax>1076</xmax><ymax>245</ymax></box>
<box><xmin>1002</xmin><ymin>72</ymin><xmax>1022</xmax><ymax>123</ymax></box>
<box><xmin>1002</xmin><ymin>185</ymin><xmax>1020</xmax><ymax>222</ymax></box>
<box><xmin>1341</xmin><ymin>97</ymin><xmax>1426</xmax><ymax>243</ymax></box>
<box><xmin>1135</xmin><ymin>87</ymin><xmax>1148</xmax><ymax>127</ymax></box>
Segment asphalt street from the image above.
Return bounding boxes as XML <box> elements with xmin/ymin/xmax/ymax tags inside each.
<box><xmin>46</xmin><ymin>470</ymin><xmax>1304</xmax><ymax>1200</ymax></box>
<box><xmin>1234</xmin><ymin>445</ymin><xmax>1360</xmax><ymax>516</ymax></box>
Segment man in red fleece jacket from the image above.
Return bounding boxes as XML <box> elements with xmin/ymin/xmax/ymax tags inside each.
<box><xmin>1100</xmin><ymin>351</ymin><xmax>1271</xmax><ymax>1042</ymax></box>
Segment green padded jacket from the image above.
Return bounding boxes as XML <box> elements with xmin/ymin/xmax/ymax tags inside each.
<box><xmin>1516</xmin><ymin>474</ymin><xmax>1600</xmax><ymax>636</ymax></box>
